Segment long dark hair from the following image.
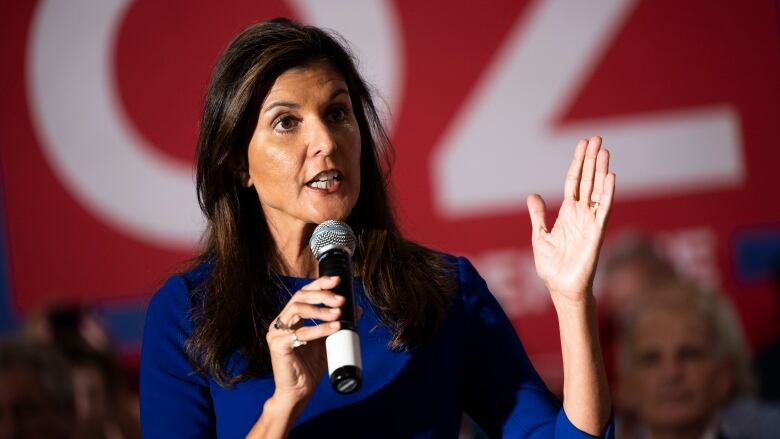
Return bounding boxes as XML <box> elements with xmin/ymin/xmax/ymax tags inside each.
<box><xmin>187</xmin><ymin>18</ymin><xmax>455</xmax><ymax>386</ymax></box>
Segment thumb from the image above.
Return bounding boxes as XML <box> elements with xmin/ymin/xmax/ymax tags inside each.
<box><xmin>526</xmin><ymin>194</ymin><xmax>548</xmax><ymax>236</ymax></box>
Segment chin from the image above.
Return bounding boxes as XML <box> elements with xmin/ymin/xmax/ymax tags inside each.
<box><xmin>308</xmin><ymin>207</ymin><xmax>352</xmax><ymax>224</ymax></box>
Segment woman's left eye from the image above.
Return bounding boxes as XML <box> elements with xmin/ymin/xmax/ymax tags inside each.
<box><xmin>327</xmin><ymin>107</ymin><xmax>347</xmax><ymax>123</ymax></box>
<box><xmin>273</xmin><ymin>116</ymin><xmax>298</xmax><ymax>133</ymax></box>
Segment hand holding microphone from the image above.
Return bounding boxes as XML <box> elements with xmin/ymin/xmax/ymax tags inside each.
<box><xmin>265</xmin><ymin>275</ymin><xmax>345</xmax><ymax>410</ymax></box>
<box><xmin>265</xmin><ymin>219</ymin><xmax>362</xmax><ymax>416</ymax></box>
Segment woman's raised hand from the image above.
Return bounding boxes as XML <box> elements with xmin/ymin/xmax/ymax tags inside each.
<box><xmin>265</xmin><ymin>276</ymin><xmax>345</xmax><ymax>409</ymax></box>
<box><xmin>526</xmin><ymin>136</ymin><xmax>615</xmax><ymax>305</ymax></box>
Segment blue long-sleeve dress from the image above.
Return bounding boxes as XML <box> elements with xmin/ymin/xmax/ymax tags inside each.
<box><xmin>140</xmin><ymin>256</ymin><xmax>614</xmax><ymax>438</ymax></box>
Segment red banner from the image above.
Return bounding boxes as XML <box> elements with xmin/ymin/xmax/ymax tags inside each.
<box><xmin>1</xmin><ymin>0</ymin><xmax>779</xmax><ymax>387</ymax></box>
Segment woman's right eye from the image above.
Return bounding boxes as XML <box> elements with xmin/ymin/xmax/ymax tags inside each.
<box><xmin>273</xmin><ymin>116</ymin><xmax>298</xmax><ymax>133</ymax></box>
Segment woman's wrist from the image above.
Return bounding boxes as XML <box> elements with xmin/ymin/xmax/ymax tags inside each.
<box><xmin>549</xmin><ymin>288</ymin><xmax>597</xmax><ymax>316</ymax></box>
<box><xmin>265</xmin><ymin>392</ymin><xmax>310</xmax><ymax>425</ymax></box>
<box><xmin>246</xmin><ymin>394</ymin><xmax>306</xmax><ymax>439</ymax></box>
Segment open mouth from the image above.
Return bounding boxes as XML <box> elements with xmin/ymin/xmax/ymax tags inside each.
<box><xmin>306</xmin><ymin>170</ymin><xmax>343</xmax><ymax>190</ymax></box>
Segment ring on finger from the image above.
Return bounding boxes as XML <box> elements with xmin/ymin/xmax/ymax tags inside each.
<box><xmin>272</xmin><ymin>317</ymin><xmax>287</xmax><ymax>331</ymax></box>
<box><xmin>291</xmin><ymin>332</ymin><xmax>307</xmax><ymax>349</ymax></box>
<box><xmin>589</xmin><ymin>201</ymin><xmax>600</xmax><ymax>209</ymax></box>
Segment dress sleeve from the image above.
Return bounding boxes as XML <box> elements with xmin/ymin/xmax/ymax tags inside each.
<box><xmin>458</xmin><ymin>257</ymin><xmax>614</xmax><ymax>439</ymax></box>
<box><xmin>140</xmin><ymin>275</ymin><xmax>216</xmax><ymax>438</ymax></box>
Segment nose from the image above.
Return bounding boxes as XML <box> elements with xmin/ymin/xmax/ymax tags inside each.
<box><xmin>307</xmin><ymin>117</ymin><xmax>337</xmax><ymax>157</ymax></box>
<box><xmin>659</xmin><ymin>356</ymin><xmax>684</xmax><ymax>384</ymax></box>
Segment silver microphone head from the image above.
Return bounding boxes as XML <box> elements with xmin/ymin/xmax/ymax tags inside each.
<box><xmin>309</xmin><ymin>220</ymin><xmax>357</xmax><ymax>260</ymax></box>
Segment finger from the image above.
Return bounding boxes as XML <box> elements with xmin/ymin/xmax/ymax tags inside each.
<box><xmin>293</xmin><ymin>321</ymin><xmax>343</xmax><ymax>343</ymax></box>
<box><xmin>578</xmin><ymin>136</ymin><xmax>602</xmax><ymax>203</ymax></box>
<box><xmin>591</xmin><ymin>148</ymin><xmax>610</xmax><ymax>204</ymax></box>
<box><xmin>564</xmin><ymin>139</ymin><xmax>588</xmax><ymax>200</ymax></box>
<box><xmin>526</xmin><ymin>194</ymin><xmax>548</xmax><ymax>236</ymax></box>
<box><xmin>595</xmin><ymin>172</ymin><xmax>616</xmax><ymax>227</ymax></box>
<box><xmin>287</xmin><ymin>290</ymin><xmax>346</xmax><ymax>307</ymax></box>
<box><xmin>268</xmin><ymin>330</ymin><xmax>297</xmax><ymax>354</ymax></box>
<box><xmin>278</xmin><ymin>302</ymin><xmax>342</xmax><ymax>328</ymax></box>
<box><xmin>267</xmin><ymin>328</ymin><xmax>326</xmax><ymax>354</ymax></box>
<box><xmin>300</xmin><ymin>275</ymin><xmax>341</xmax><ymax>292</ymax></box>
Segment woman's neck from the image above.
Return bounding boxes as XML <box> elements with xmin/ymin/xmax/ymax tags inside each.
<box><xmin>266</xmin><ymin>218</ymin><xmax>318</xmax><ymax>278</ymax></box>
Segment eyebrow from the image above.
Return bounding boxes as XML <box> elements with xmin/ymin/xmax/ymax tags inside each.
<box><xmin>329</xmin><ymin>88</ymin><xmax>349</xmax><ymax>100</ymax></box>
<box><xmin>263</xmin><ymin>101</ymin><xmax>299</xmax><ymax>113</ymax></box>
<box><xmin>262</xmin><ymin>88</ymin><xmax>350</xmax><ymax>113</ymax></box>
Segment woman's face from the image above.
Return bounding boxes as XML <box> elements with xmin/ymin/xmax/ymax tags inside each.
<box><xmin>246</xmin><ymin>61</ymin><xmax>361</xmax><ymax>233</ymax></box>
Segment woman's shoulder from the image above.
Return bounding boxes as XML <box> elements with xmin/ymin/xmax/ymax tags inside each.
<box><xmin>429</xmin><ymin>251</ymin><xmax>482</xmax><ymax>286</ymax></box>
<box><xmin>146</xmin><ymin>262</ymin><xmax>212</xmax><ymax>327</ymax></box>
<box><xmin>432</xmin><ymin>252</ymin><xmax>497</xmax><ymax>312</ymax></box>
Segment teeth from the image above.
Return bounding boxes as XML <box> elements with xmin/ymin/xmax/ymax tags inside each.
<box><xmin>309</xmin><ymin>179</ymin><xmax>336</xmax><ymax>189</ymax></box>
<box><xmin>308</xmin><ymin>170</ymin><xmax>342</xmax><ymax>188</ymax></box>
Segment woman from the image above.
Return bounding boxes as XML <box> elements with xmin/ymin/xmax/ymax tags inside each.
<box><xmin>140</xmin><ymin>18</ymin><xmax>615</xmax><ymax>438</ymax></box>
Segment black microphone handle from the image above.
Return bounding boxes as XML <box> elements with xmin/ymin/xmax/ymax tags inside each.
<box><xmin>318</xmin><ymin>248</ymin><xmax>362</xmax><ymax>394</ymax></box>
<box><xmin>318</xmin><ymin>249</ymin><xmax>357</xmax><ymax>329</ymax></box>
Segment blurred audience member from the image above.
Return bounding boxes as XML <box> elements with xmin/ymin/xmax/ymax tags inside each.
<box><xmin>23</xmin><ymin>305</ymin><xmax>140</xmax><ymax>439</ymax></box>
<box><xmin>25</xmin><ymin>305</ymin><xmax>112</xmax><ymax>356</ymax></box>
<box><xmin>617</xmin><ymin>279</ymin><xmax>779</xmax><ymax>439</ymax></box>
<box><xmin>601</xmin><ymin>232</ymin><xmax>676</xmax><ymax>315</ymax></box>
<box><xmin>599</xmin><ymin>233</ymin><xmax>678</xmax><ymax>388</ymax></box>
<box><xmin>64</xmin><ymin>343</ymin><xmax>141</xmax><ymax>439</ymax></box>
<box><xmin>0</xmin><ymin>337</ymin><xmax>75</xmax><ymax>439</ymax></box>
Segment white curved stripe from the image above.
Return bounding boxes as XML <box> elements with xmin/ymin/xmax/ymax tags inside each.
<box><xmin>28</xmin><ymin>0</ymin><xmax>203</xmax><ymax>248</ymax></box>
<box><xmin>290</xmin><ymin>0</ymin><xmax>404</xmax><ymax>131</ymax></box>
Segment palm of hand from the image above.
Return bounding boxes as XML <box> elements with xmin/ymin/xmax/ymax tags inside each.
<box><xmin>527</xmin><ymin>137</ymin><xmax>615</xmax><ymax>303</ymax></box>
<box><xmin>275</xmin><ymin>339</ymin><xmax>328</xmax><ymax>399</ymax></box>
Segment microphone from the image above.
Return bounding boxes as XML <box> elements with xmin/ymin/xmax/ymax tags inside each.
<box><xmin>309</xmin><ymin>220</ymin><xmax>362</xmax><ymax>394</ymax></box>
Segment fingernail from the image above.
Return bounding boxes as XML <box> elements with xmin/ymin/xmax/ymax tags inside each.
<box><xmin>329</xmin><ymin>307</ymin><xmax>340</xmax><ymax>314</ymax></box>
<box><xmin>329</xmin><ymin>322</ymin><xmax>339</xmax><ymax>328</ymax></box>
<box><xmin>334</xmin><ymin>294</ymin><xmax>344</xmax><ymax>301</ymax></box>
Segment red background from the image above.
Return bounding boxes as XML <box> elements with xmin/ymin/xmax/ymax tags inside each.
<box><xmin>1</xmin><ymin>0</ymin><xmax>779</xmax><ymax>389</ymax></box>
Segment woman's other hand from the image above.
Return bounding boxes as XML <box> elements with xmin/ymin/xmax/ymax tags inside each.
<box><xmin>525</xmin><ymin>136</ymin><xmax>615</xmax><ymax>435</ymax></box>
<box><xmin>526</xmin><ymin>136</ymin><xmax>616</xmax><ymax>306</ymax></box>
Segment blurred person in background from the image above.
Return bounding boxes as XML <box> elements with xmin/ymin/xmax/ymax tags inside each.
<box><xmin>62</xmin><ymin>343</ymin><xmax>141</xmax><ymax>439</ymax></box>
<box><xmin>600</xmin><ymin>233</ymin><xmax>676</xmax><ymax>316</ymax></box>
<box><xmin>617</xmin><ymin>279</ymin><xmax>780</xmax><ymax>439</ymax></box>
<box><xmin>0</xmin><ymin>337</ymin><xmax>75</xmax><ymax>439</ymax></box>
<box><xmin>598</xmin><ymin>233</ymin><xmax>677</xmax><ymax>390</ymax></box>
<box><xmin>24</xmin><ymin>305</ymin><xmax>112</xmax><ymax>355</ymax></box>
<box><xmin>23</xmin><ymin>305</ymin><xmax>140</xmax><ymax>439</ymax></box>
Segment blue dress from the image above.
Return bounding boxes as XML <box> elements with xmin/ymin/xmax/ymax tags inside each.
<box><xmin>140</xmin><ymin>256</ymin><xmax>614</xmax><ymax>438</ymax></box>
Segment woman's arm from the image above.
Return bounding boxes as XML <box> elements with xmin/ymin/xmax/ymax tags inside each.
<box><xmin>526</xmin><ymin>136</ymin><xmax>615</xmax><ymax>435</ymax></box>
<box><xmin>553</xmin><ymin>291</ymin><xmax>611</xmax><ymax>434</ymax></box>
<box><xmin>245</xmin><ymin>395</ymin><xmax>305</xmax><ymax>439</ymax></box>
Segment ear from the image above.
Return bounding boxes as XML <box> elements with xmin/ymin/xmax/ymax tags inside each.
<box><xmin>240</xmin><ymin>170</ymin><xmax>253</xmax><ymax>188</ymax></box>
<box><xmin>234</xmin><ymin>160</ymin><xmax>252</xmax><ymax>188</ymax></box>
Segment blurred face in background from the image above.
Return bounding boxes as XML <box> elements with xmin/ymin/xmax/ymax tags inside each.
<box><xmin>0</xmin><ymin>366</ymin><xmax>71</xmax><ymax>439</ymax></box>
<box><xmin>621</xmin><ymin>308</ymin><xmax>730</xmax><ymax>436</ymax></box>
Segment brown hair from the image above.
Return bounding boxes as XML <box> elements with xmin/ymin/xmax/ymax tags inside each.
<box><xmin>187</xmin><ymin>18</ymin><xmax>455</xmax><ymax>386</ymax></box>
